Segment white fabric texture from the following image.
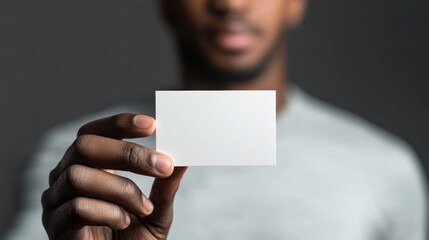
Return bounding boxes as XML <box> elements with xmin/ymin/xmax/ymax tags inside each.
<box><xmin>6</xmin><ymin>87</ymin><xmax>427</xmax><ymax>240</ymax></box>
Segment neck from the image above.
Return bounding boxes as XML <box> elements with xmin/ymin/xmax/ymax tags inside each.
<box><xmin>182</xmin><ymin>49</ymin><xmax>288</xmax><ymax>113</ymax></box>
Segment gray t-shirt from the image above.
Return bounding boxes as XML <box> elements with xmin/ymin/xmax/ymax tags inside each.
<box><xmin>6</xmin><ymin>88</ymin><xmax>427</xmax><ymax>239</ymax></box>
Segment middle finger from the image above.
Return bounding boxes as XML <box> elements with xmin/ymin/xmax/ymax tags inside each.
<box><xmin>50</xmin><ymin>134</ymin><xmax>173</xmax><ymax>184</ymax></box>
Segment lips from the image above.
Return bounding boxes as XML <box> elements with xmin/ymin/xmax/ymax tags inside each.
<box><xmin>206</xmin><ymin>23</ymin><xmax>259</xmax><ymax>52</ymax></box>
<box><xmin>214</xmin><ymin>30</ymin><xmax>254</xmax><ymax>51</ymax></box>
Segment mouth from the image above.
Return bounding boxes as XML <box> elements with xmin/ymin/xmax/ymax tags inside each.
<box><xmin>205</xmin><ymin>23</ymin><xmax>260</xmax><ymax>53</ymax></box>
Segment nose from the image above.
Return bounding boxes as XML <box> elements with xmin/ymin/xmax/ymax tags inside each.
<box><xmin>208</xmin><ymin>0</ymin><xmax>250</xmax><ymax>16</ymax></box>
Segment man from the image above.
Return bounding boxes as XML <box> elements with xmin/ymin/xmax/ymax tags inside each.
<box><xmin>6</xmin><ymin>0</ymin><xmax>427</xmax><ymax>239</ymax></box>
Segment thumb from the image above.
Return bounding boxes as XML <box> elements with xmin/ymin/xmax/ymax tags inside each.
<box><xmin>146</xmin><ymin>167</ymin><xmax>187</xmax><ymax>233</ymax></box>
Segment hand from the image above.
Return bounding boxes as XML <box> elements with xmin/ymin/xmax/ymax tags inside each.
<box><xmin>41</xmin><ymin>113</ymin><xmax>187</xmax><ymax>240</ymax></box>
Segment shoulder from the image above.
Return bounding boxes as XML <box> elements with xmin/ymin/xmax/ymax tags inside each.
<box><xmin>289</xmin><ymin>87</ymin><xmax>420</xmax><ymax>165</ymax></box>
<box><xmin>289</xmin><ymin>87</ymin><xmax>427</xmax><ymax>236</ymax></box>
<box><xmin>290</xmin><ymin>87</ymin><xmax>426</xmax><ymax>185</ymax></box>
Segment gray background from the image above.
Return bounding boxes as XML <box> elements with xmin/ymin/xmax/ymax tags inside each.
<box><xmin>1</xmin><ymin>0</ymin><xmax>428</xmax><ymax>237</ymax></box>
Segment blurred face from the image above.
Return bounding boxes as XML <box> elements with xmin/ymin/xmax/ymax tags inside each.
<box><xmin>163</xmin><ymin>0</ymin><xmax>304</xmax><ymax>82</ymax></box>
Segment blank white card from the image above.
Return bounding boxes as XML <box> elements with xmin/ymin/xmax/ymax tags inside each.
<box><xmin>156</xmin><ymin>91</ymin><xmax>276</xmax><ymax>166</ymax></box>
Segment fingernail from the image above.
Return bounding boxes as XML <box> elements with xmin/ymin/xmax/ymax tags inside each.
<box><xmin>124</xmin><ymin>213</ymin><xmax>131</xmax><ymax>227</ymax></box>
<box><xmin>133</xmin><ymin>115</ymin><xmax>155</xmax><ymax>129</ymax></box>
<box><xmin>151</xmin><ymin>152</ymin><xmax>172</xmax><ymax>174</ymax></box>
<box><xmin>143</xmin><ymin>196</ymin><xmax>154</xmax><ymax>214</ymax></box>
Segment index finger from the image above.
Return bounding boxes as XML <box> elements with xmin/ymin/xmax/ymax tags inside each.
<box><xmin>77</xmin><ymin>113</ymin><xmax>156</xmax><ymax>139</ymax></box>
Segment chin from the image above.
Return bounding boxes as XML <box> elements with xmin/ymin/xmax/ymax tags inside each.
<box><xmin>179</xmin><ymin>41</ymin><xmax>274</xmax><ymax>83</ymax></box>
<box><xmin>203</xmin><ymin>54</ymin><xmax>269</xmax><ymax>84</ymax></box>
<box><xmin>209</xmin><ymin>53</ymin><xmax>262</xmax><ymax>72</ymax></box>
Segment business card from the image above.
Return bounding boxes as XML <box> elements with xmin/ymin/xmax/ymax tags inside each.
<box><xmin>156</xmin><ymin>90</ymin><xmax>276</xmax><ymax>166</ymax></box>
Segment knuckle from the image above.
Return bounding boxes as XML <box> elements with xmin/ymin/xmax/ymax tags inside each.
<box><xmin>77</xmin><ymin>126</ymin><xmax>86</xmax><ymax>136</ymax></box>
<box><xmin>77</xmin><ymin>124</ymin><xmax>91</xmax><ymax>137</ymax></box>
<box><xmin>108</xmin><ymin>206</ymin><xmax>129</xmax><ymax>229</ymax></box>
<box><xmin>48</xmin><ymin>169</ymin><xmax>57</xmax><ymax>186</ymax></box>
<box><xmin>68</xmin><ymin>197</ymin><xmax>87</xmax><ymax>219</ymax></box>
<box><xmin>121</xmin><ymin>179</ymin><xmax>142</xmax><ymax>199</ymax></box>
<box><xmin>109</xmin><ymin>205</ymin><xmax>125</xmax><ymax>220</ymax></box>
<box><xmin>41</xmin><ymin>189</ymin><xmax>50</xmax><ymax>207</ymax></box>
<box><xmin>74</xmin><ymin>136</ymin><xmax>87</xmax><ymax>155</ymax></box>
<box><xmin>73</xmin><ymin>135</ymin><xmax>93</xmax><ymax>157</ymax></box>
<box><xmin>49</xmin><ymin>160</ymin><xmax>65</xmax><ymax>186</ymax></box>
<box><xmin>65</xmin><ymin>165</ymin><xmax>87</xmax><ymax>190</ymax></box>
<box><xmin>64</xmin><ymin>144</ymin><xmax>76</xmax><ymax>157</ymax></box>
<box><xmin>123</xmin><ymin>142</ymin><xmax>147</xmax><ymax>168</ymax></box>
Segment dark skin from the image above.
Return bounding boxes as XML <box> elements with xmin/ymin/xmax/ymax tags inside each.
<box><xmin>42</xmin><ymin>0</ymin><xmax>306</xmax><ymax>239</ymax></box>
